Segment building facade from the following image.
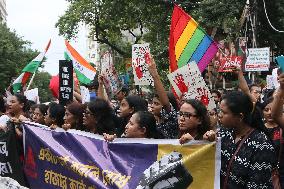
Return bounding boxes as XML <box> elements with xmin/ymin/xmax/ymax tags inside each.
<box><xmin>0</xmin><ymin>0</ymin><xmax>7</xmax><ymax>23</ymax></box>
<box><xmin>86</xmin><ymin>26</ymin><xmax>100</xmax><ymax>69</ymax></box>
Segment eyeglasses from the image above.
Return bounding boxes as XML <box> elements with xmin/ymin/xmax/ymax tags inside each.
<box><xmin>178</xmin><ymin>111</ymin><xmax>197</xmax><ymax>118</ymax></box>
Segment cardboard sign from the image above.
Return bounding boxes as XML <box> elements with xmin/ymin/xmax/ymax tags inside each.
<box><xmin>167</xmin><ymin>62</ymin><xmax>216</xmax><ymax>110</ymax></box>
<box><xmin>218</xmin><ymin>56</ymin><xmax>243</xmax><ymax>72</ymax></box>
<box><xmin>80</xmin><ymin>86</ymin><xmax>90</xmax><ymax>104</ymax></box>
<box><xmin>59</xmin><ymin>60</ymin><xmax>73</xmax><ymax>106</ymax></box>
<box><xmin>245</xmin><ymin>47</ymin><xmax>270</xmax><ymax>71</ymax></box>
<box><xmin>266</xmin><ymin>75</ymin><xmax>274</xmax><ymax>90</ymax></box>
<box><xmin>272</xmin><ymin>68</ymin><xmax>280</xmax><ymax>89</ymax></box>
<box><xmin>24</xmin><ymin>88</ymin><xmax>40</xmax><ymax>104</ymax></box>
<box><xmin>101</xmin><ymin>51</ymin><xmax>120</xmax><ymax>96</ymax></box>
<box><xmin>132</xmin><ymin>44</ymin><xmax>153</xmax><ymax>86</ymax></box>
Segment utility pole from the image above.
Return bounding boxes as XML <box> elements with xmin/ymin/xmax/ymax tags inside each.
<box><xmin>250</xmin><ymin>0</ymin><xmax>258</xmax><ymax>83</ymax></box>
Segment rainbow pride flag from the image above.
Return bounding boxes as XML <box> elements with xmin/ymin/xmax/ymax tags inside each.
<box><xmin>169</xmin><ymin>5</ymin><xmax>218</xmax><ymax>73</ymax></box>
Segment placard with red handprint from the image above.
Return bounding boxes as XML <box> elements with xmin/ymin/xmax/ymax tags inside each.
<box><xmin>132</xmin><ymin>44</ymin><xmax>154</xmax><ymax>86</ymax></box>
<box><xmin>101</xmin><ymin>51</ymin><xmax>120</xmax><ymax>96</ymax></box>
<box><xmin>168</xmin><ymin>62</ymin><xmax>216</xmax><ymax>110</ymax></box>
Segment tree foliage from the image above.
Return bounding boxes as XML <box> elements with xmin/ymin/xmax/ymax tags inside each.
<box><xmin>0</xmin><ymin>23</ymin><xmax>38</xmax><ymax>93</ymax></box>
<box><xmin>30</xmin><ymin>71</ymin><xmax>53</xmax><ymax>103</ymax></box>
<box><xmin>56</xmin><ymin>0</ymin><xmax>284</xmax><ymax>86</ymax></box>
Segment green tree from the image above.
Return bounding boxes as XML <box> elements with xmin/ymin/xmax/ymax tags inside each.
<box><xmin>56</xmin><ymin>0</ymin><xmax>284</xmax><ymax>87</ymax></box>
<box><xmin>30</xmin><ymin>72</ymin><xmax>53</xmax><ymax>103</ymax></box>
<box><xmin>0</xmin><ymin>23</ymin><xmax>38</xmax><ymax>93</ymax></box>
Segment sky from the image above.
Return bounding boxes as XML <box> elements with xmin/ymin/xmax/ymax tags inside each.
<box><xmin>6</xmin><ymin>0</ymin><xmax>87</xmax><ymax>76</ymax></box>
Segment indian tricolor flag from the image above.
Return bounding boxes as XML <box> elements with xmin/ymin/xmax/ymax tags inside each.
<box><xmin>65</xmin><ymin>41</ymin><xmax>96</xmax><ymax>85</ymax></box>
<box><xmin>169</xmin><ymin>5</ymin><xmax>218</xmax><ymax>73</ymax></box>
<box><xmin>12</xmin><ymin>39</ymin><xmax>51</xmax><ymax>93</ymax></box>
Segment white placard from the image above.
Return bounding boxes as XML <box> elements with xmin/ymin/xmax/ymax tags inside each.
<box><xmin>132</xmin><ymin>43</ymin><xmax>153</xmax><ymax>86</ymax></box>
<box><xmin>266</xmin><ymin>75</ymin><xmax>274</xmax><ymax>90</ymax></box>
<box><xmin>272</xmin><ymin>68</ymin><xmax>280</xmax><ymax>89</ymax></box>
<box><xmin>80</xmin><ymin>86</ymin><xmax>90</xmax><ymax>104</ymax></box>
<box><xmin>245</xmin><ymin>47</ymin><xmax>270</xmax><ymax>71</ymax></box>
<box><xmin>167</xmin><ymin>62</ymin><xmax>215</xmax><ymax>110</ymax></box>
<box><xmin>24</xmin><ymin>88</ymin><xmax>39</xmax><ymax>104</ymax></box>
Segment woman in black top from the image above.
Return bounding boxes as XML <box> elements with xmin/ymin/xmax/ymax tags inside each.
<box><xmin>262</xmin><ymin>97</ymin><xmax>284</xmax><ymax>187</ymax></box>
<box><xmin>271</xmin><ymin>73</ymin><xmax>284</xmax><ymax>187</ymax></box>
<box><xmin>205</xmin><ymin>91</ymin><xmax>276</xmax><ymax>188</ymax></box>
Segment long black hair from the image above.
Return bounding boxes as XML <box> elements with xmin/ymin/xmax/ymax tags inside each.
<box><xmin>124</xmin><ymin>95</ymin><xmax>148</xmax><ymax>113</ymax></box>
<box><xmin>222</xmin><ymin>91</ymin><xmax>265</xmax><ymax>132</ymax></box>
<box><xmin>14</xmin><ymin>94</ymin><xmax>29</xmax><ymax>112</ymax></box>
<box><xmin>48</xmin><ymin>102</ymin><xmax>65</xmax><ymax>127</ymax></box>
<box><xmin>135</xmin><ymin>111</ymin><xmax>162</xmax><ymax>139</ymax></box>
<box><xmin>88</xmin><ymin>98</ymin><xmax>116</xmax><ymax>134</ymax></box>
<box><xmin>183</xmin><ymin>99</ymin><xmax>210</xmax><ymax>139</ymax></box>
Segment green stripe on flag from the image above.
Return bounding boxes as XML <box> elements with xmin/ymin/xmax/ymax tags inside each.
<box><xmin>74</xmin><ymin>69</ymin><xmax>92</xmax><ymax>85</ymax></box>
<box><xmin>177</xmin><ymin>29</ymin><xmax>205</xmax><ymax>68</ymax></box>
<box><xmin>12</xmin><ymin>83</ymin><xmax>22</xmax><ymax>93</ymax></box>
<box><xmin>22</xmin><ymin>61</ymin><xmax>41</xmax><ymax>73</ymax></box>
<box><xmin>64</xmin><ymin>52</ymin><xmax>71</xmax><ymax>61</ymax></box>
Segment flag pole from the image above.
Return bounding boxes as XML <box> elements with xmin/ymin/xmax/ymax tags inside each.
<box><xmin>25</xmin><ymin>39</ymin><xmax>51</xmax><ymax>92</ymax></box>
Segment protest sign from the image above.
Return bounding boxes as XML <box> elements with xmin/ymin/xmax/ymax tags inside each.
<box><xmin>59</xmin><ymin>60</ymin><xmax>73</xmax><ymax>106</ymax></box>
<box><xmin>101</xmin><ymin>51</ymin><xmax>120</xmax><ymax>96</ymax></box>
<box><xmin>245</xmin><ymin>47</ymin><xmax>270</xmax><ymax>71</ymax></box>
<box><xmin>167</xmin><ymin>62</ymin><xmax>216</xmax><ymax>110</ymax></box>
<box><xmin>23</xmin><ymin>122</ymin><xmax>220</xmax><ymax>189</ymax></box>
<box><xmin>266</xmin><ymin>75</ymin><xmax>274</xmax><ymax>90</ymax></box>
<box><xmin>0</xmin><ymin>125</ymin><xmax>26</xmax><ymax>186</ymax></box>
<box><xmin>218</xmin><ymin>56</ymin><xmax>243</xmax><ymax>72</ymax></box>
<box><xmin>24</xmin><ymin>88</ymin><xmax>39</xmax><ymax>104</ymax></box>
<box><xmin>0</xmin><ymin>176</ymin><xmax>28</xmax><ymax>189</ymax></box>
<box><xmin>80</xmin><ymin>86</ymin><xmax>90</xmax><ymax>104</ymax></box>
<box><xmin>132</xmin><ymin>44</ymin><xmax>153</xmax><ymax>86</ymax></box>
<box><xmin>272</xmin><ymin>68</ymin><xmax>280</xmax><ymax>89</ymax></box>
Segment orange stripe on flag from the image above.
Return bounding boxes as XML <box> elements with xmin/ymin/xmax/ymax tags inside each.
<box><xmin>175</xmin><ymin>19</ymin><xmax>198</xmax><ymax>61</ymax></box>
<box><xmin>65</xmin><ymin>41</ymin><xmax>96</xmax><ymax>72</ymax></box>
<box><xmin>45</xmin><ymin>39</ymin><xmax>51</xmax><ymax>52</ymax></box>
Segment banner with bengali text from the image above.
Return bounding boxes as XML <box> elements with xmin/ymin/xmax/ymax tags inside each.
<box><xmin>23</xmin><ymin>122</ymin><xmax>221</xmax><ymax>189</ymax></box>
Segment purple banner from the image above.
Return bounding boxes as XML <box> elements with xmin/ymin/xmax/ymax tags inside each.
<box><xmin>23</xmin><ymin>123</ymin><xmax>158</xmax><ymax>189</ymax></box>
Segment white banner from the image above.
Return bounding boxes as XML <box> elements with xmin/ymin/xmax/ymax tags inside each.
<box><xmin>245</xmin><ymin>47</ymin><xmax>270</xmax><ymax>71</ymax></box>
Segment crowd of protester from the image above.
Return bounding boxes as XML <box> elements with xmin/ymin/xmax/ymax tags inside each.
<box><xmin>0</xmin><ymin>56</ymin><xmax>284</xmax><ymax>188</ymax></box>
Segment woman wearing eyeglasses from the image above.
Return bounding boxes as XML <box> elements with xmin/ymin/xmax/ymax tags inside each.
<box><xmin>179</xmin><ymin>99</ymin><xmax>211</xmax><ymax>144</ymax></box>
<box><xmin>83</xmin><ymin>98</ymin><xmax>116</xmax><ymax>135</ymax></box>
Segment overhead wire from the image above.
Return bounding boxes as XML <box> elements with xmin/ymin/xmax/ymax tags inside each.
<box><xmin>262</xmin><ymin>0</ymin><xmax>284</xmax><ymax>33</ymax></box>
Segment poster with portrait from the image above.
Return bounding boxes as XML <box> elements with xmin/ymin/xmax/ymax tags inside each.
<box><xmin>101</xmin><ymin>51</ymin><xmax>120</xmax><ymax>96</ymax></box>
<box><xmin>167</xmin><ymin>62</ymin><xmax>216</xmax><ymax>110</ymax></box>
<box><xmin>132</xmin><ymin>43</ymin><xmax>154</xmax><ymax>86</ymax></box>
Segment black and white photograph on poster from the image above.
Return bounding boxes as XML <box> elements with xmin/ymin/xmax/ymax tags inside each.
<box><xmin>136</xmin><ymin>151</ymin><xmax>193</xmax><ymax>189</ymax></box>
<box><xmin>59</xmin><ymin>60</ymin><xmax>73</xmax><ymax>106</ymax></box>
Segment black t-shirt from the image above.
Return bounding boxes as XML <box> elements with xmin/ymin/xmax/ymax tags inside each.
<box><xmin>265</xmin><ymin>127</ymin><xmax>284</xmax><ymax>177</ymax></box>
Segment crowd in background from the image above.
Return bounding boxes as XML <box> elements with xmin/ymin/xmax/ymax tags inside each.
<box><xmin>0</xmin><ymin>57</ymin><xmax>284</xmax><ymax>188</ymax></box>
